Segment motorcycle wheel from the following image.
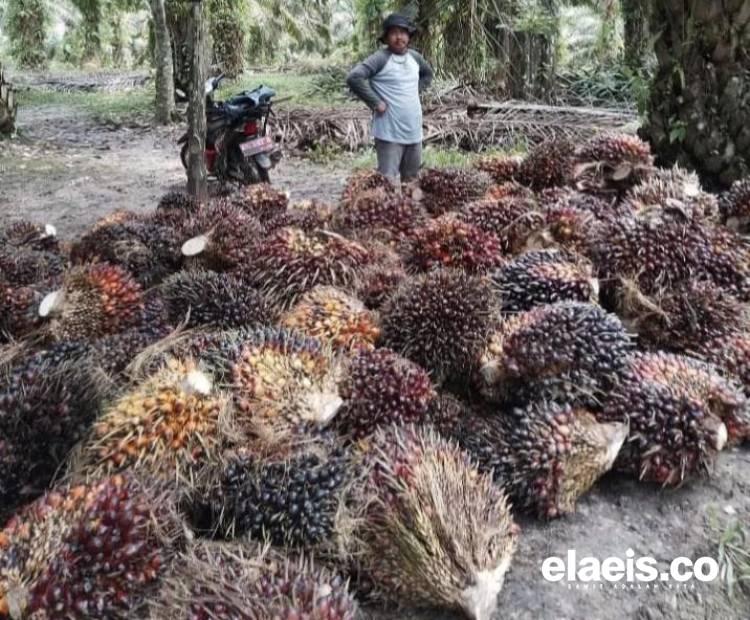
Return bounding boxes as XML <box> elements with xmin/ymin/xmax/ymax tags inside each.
<box><xmin>237</xmin><ymin>154</ymin><xmax>270</xmax><ymax>185</ymax></box>
<box><xmin>179</xmin><ymin>143</ymin><xmax>189</xmax><ymax>170</ymax></box>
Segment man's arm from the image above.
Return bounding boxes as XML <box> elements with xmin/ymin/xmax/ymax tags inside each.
<box><xmin>346</xmin><ymin>49</ymin><xmax>390</xmax><ymax>111</ymax></box>
<box><xmin>409</xmin><ymin>49</ymin><xmax>434</xmax><ymax>93</ymax></box>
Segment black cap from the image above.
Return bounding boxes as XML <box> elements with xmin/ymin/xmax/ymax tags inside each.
<box><xmin>380</xmin><ymin>13</ymin><xmax>416</xmax><ymax>42</ymax></box>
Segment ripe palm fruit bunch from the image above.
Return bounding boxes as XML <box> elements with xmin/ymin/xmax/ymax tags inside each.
<box><xmin>525</xmin><ymin>205</ymin><xmax>600</xmax><ymax>256</ymax></box>
<box><xmin>232</xmin><ymin>182</ymin><xmax>289</xmax><ymax>222</ymax></box>
<box><xmin>625</xmin><ymin>165</ymin><xmax>719</xmax><ymax>222</ymax></box>
<box><xmin>352</xmin><ymin>424</ymin><xmax>519</xmax><ymax>620</ymax></box>
<box><xmin>380</xmin><ymin>269</ymin><xmax>499</xmax><ymax>385</ymax></box>
<box><xmin>239</xmin><ymin>227</ymin><xmax>373</xmax><ymax>311</ymax></box>
<box><xmin>473</xmin><ymin>154</ymin><xmax>522</xmax><ymax>184</ymax></box>
<box><xmin>0</xmin><ymin>352</ymin><xmax>101</xmax><ymax>516</ymax></box>
<box><xmin>265</xmin><ymin>199</ymin><xmax>335</xmax><ymax>233</ymax></box>
<box><xmin>180</xmin><ymin>201</ymin><xmax>265</xmax><ymax>272</ymax></box>
<box><xmin>70</xmin><ymin>219</ymin><xmax>181</xmax><ymax>287</ymax></box>
<box><xmin>69</xmin><ymin>358</ymin><xmax>229</xmax><ymax>487</ymax></box>
<box><xmin>340</xmin><ymin>169</ymin><xmax>395</xmax><ymax>206</ymax></box>
<box><xmin>149</xmin><ymin>541</ymin><xmax>358</xmax><ymax>620</ymax></box>
<box><xmin>280</xmin><ymin>286</ymin><xmax>381</xmax><ymax>352</ymax></box>
<box><xmin>719</xmin><ymin>177</ymin><xmax>750</xmax><ymax>233</ymax></box>
<box><xmin>352</xmin><ymin>261</ymin><xmax>408</xmax><ymax>310</ymax></box>
<box><xmin>332</xmin><ymin>186</ymin><xmax>427</xmax><ymax>243</ymax></box>
<box><xmin>484</xmin><ymin>180</ymin><xmax>535</xmax><ymax>201</ymax></box>
<box><xmin>1</xmin><ymin>474</ymin><xmax>181</xmax><ymax>619</ymax></box>
<box><xmin>210</xmin><ymin>439</ymin><xmax>350</xmax><ymax>548</ymax></box>
<box><xmin>418</xmin><ymin>167</ymin><xmax>494</xmax><ymax>216</ymax></box>
<box><xmin>403</xmin><ymin>214</ymin><xmax>505</xmax><ymax>274</ymax></box>
<box><xmin>336</xmin><ymin>348</ymin><xmax>437</xmax><ymax>441</ymax></box>
<box><xmin>538</xmin><ymin>187</ymin><xmax>625</xmax><ymax>219</ymax></box>
<box><xmin>225</xmin><ymin>327</ymin><xmax>344</xmax><ymax>437</ymax></box>
<box><xmin>458</xmin><ymin>196</ymin><xmax>544</xmax><ymax>254</ymax></box>
<box><xmin>86</xmin><ymin>324</ymin><xmax>173</xmax><ymax>381</ymax></box>
<box><xmin>517</xmin><ymin>137</ymin><xmax>575</xmax><ymax>190</ymax></box>
<box><xmin>152</xmin><ymin>192</ymin><xmax>200</xmax><ymax>229</ymax></box>
<box><xmin>0</xmin><ymin>246</ymin><xmax>64</xmax><ymax>287</ymax></box>
<box><xmin>449</xmin><ymin>403</ymin><xmax>628</xmax><ymax>520</ymax></box>
<box><xmin>39</xmin><ymin>262</ymin><xmax>145</xmax><ymax>341</ymax></box>
<box><xmin>159</xmin><ymin>269</ymin><xmax>274</xmax><ymax>329</ymax></box>
<box><xmin>573</xmin><ymin>132</ymin><xmax>654</xmax><ymax>194</ymax></box>
<box><xmin>491</xmin><ymin>249</ymin><xmax>599</xmax><ymax>313</ymax></box>
<box><xmin>478</xmin><ymin>302</ymin><xmax>631</xmax><ymax>401</ymax></box>
<box><xmin>0</xmin><ymin>220</ymin><xmax>60</xmax><ymax>253</ymax></box>
<box><xmin>693</xmin><ymin>333</ymin><xmax>750</xmax><ymax>397</ymax></box>
<box><xmin>0</xmin><ymin>283</ymin><xmax>44</xmax><ymax>342</ymax></box>
<box><xmin>602</xmin><ymin>352</ymin><xmax>749</xmax><ymax>485</ymax></box>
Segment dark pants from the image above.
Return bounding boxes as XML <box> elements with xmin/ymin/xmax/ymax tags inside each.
<box><xmin>375</xmin><ymin>139</ymin><xmax>423</xmax><ymax>184</ymax></box>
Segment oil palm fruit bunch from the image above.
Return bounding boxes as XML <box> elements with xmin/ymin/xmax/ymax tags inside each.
<box><xmin>351</xmin><ymin>261</ymin><xmax>408</xmax><ymax>310</ymax></box>
<box><xmin>180</xmin><ymin>201</ymin><xmax>265</xmax><ymax>272</ymax></box>
<box><xmin>478</xmin><ymin>302</ymin><xmax>631</xmax><ymax>401</ymax></box>
<box><xmin>0</xmin><ymin>220</ymin><xmax>60</xmax><ymax>253</ymax></box>
<box><xmin>231</xmin><ymin>182</ymin><xmax>289</xmax><ymax>223</ymax></box>
<box><xmin>473</xmin><ymin>154</ymin><xmax>522</xmax><ymax>184</ymax></box>
<box><xmin>159</xmin><ymin>269</ymin><xmax>274</xmax><ymax>329</ymax></box>
<box><xmin>38</xmin><ymin>262</ymin><xmax>145</xmax><ymax>341</ymax></box>
<box><xmin>156</xmin><ymin>190</ymin><xmax>201</xmax><ymax>217</ymax></box>
<box><xmin>403</xmin><ymin>214</ymin><xmax>505</xmax><ymax>274</ymax></box>
<box><xmin>719</xmin><ymin>177</ymin><xmax>750</xmax><ymax>233</ymax></box>
<box><xmin>340</xmin><ymin>169</ymin><xmax>396</xmax><ymax>206</ymax></box>
<box><xmin>380</xmin><ymin>269</ymin><xmax>499</xmax><ymax>385</ymax></box>
<box><xmin>280</xmin><ymin>286</ymin><xmax>381</xmax><ymax>352</ymax></box>
<box><xmin>525</xmin><ymin>205</ymin><xmax>600</xmax><ymax>256</ymax></box>
<box><xmin>448</xmin><ymin>402</ymin><xmax>628</xmax><ymax>519</ymax></box>
<box><xmin>0</xmin><ymin>283</ymin><xmax>44</xmax><ymax>342</ymax></box>
<box><xmin>209</xmin><ymin>438</ymin><xmax>350</xmax><ymax>548</ymax></box>
<box><xmin>484</xmin><ymin>180</ymin><xmax>535</xmax><ymax>201</ymax></box>
<box><xmin>601</xmin><ymin>352</ymin><xmax>749</xmax><ymax>485</ymax></box>
<box><xmin>491</xmin><ymin>249</ymin><xmax>599</xmax><ymax>313</ymax></box>
<box><xmin>239</xmin><ymin>228</ymin><xmax>373</xmax><ymax>311</ymax></box>
<box><xmin>69</xmin><ymin>358</ymin><xmax>230</xmax><ymax>489</ymax></box>
<box><xmin>0</xmin><ymin>474</ymin><xmax>181</xmax><ymax>619</ymax></box>
<box><xmin>458</xmin><ymin>196</ymin><xmax>544</xmax><ymax>254</ymax></box>
<box><xmin>335</xmin><ymin>348</ymin><xmax>437</xmax><ymax>441</ymax></box>
<box><xmin>573</xmin><ymin>133</ymin><xmax>654</xmax><ymax>194</ymax></box>
<box><xmin>693</xmin><ymin>333</ymin><xmax>750</xmax><ymax>398</ymax></box>
<box><xmin>351</xmin><ymin>424</ymin><xmax>519</xmax><ymax>620</ymax></box>
<box><xmin>538</xmin><ymin>187</ymin><xmax>626</xmax><ymax>219</ymax></box>
<box><xmin>265</xmin><ymin>199</ymin><xmax>335</xmax><ymax>233</ymax></box>
<box><xmin>418</xmin><ymin>167</ymin><xmax>493</xmax><ymax>216</ymax></box>
<box><xmin>0</xmin><ymin>246</ymin><xmax>64</xmax><ymax>287</ymax></box>
<box><xmin>0</xmin><ymin>351</ymin><xmax>102</xmax><ymax>517</ymax></box>
<box><xmin>86</xmin><ymin>324</ymin><xmax>173</xmax><ymax>381</ymax></box>
<box><xmin>517</xmin><ymin>137</ymin><xmax>575</xmax><ymax>190</ymax></box>
<box><xmin>149</xmin><ymin>541</ymin><xmax>357</xmax><ymax>620</ymax></box>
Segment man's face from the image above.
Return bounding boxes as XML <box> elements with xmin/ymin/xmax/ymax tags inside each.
<box><xmin>386</xmin><ymin>27</ymin><xmax>410</xmax><ymax>54</ymax></box>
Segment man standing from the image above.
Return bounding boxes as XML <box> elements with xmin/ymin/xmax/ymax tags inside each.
<box><xmin>346</xmin><ymin>13</ymin><xmax>434</xmax><ymax>185</ymax></box>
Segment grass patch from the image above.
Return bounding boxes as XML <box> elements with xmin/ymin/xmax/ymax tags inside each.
<box><xmin>219</xmin><ymin>72</ymin><xmax>346</xmax><ymax>108</ymax></box>
<box><xmin>709</xmin><ymin>512</ymin><xmax>750</xmax><ymax>597</ymax></box>
<box><xmin>350</xmin><ymin>144</ymin><xmax>525</xmax><ymax>171</ymax></box>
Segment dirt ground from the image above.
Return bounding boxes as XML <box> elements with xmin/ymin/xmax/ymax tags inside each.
<box><xmin>1</xmin><ymin>100</ymin><xmax>749</xmax><ymax>620</ymax></box>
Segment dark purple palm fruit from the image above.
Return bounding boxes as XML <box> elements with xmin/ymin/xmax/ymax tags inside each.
<box><xmin>351</xmin><ymin>261</ymin><xmax>408</xmax><ymax>310</ymax></box>
<box><xmin>418</xmin><ymin>167</ymin><xmax>494</xmax><ymax>216</ymax></box>
<box><xmin>0</xmin><ymin>245</ymin><xmax>65</xmax><ymax>287</ymax></box>
<box><xmin>149</xmin><ymin>541</ymin><xmax>358</xmax><ymax>620</ymax></box>
<box><xmin>335</xmin><ymin>348</ymin><xmax>437</xmax><ymax>441</ymax></box>
<box><xmin>719</xmin><ymin>177</ymin><xmax>750</xmax><ymax>233</ymax></box>
<box><xmin>448</xmin><ymin>402</ymin><xmax>628</xmax><ymax>519</ymax></box>
<box><xmin>601</xmin><ymin>351</ymin><xmax>749</xmax><ymax>486</ymax></box>
<box><xmin>380</xmin><ymin>269</ymin><xmax>499</xmax><ymax>385</ymax></box>
<box><xmin>1</xmin><ymin>220</ymin><xmax>60</xmax><ymax>253</ymax></box>
<box><xmin>153</xmin><ymin>190</ymin><xmax>201</xmax><ymax>227</ymax></box>
<box><xmin>517</xmin><ymin>137</ymin><xmax>575</xmax><ymax>190</ymax></box>
<box><xmin>87</xmin><ymin>323</ymin><xmax>173</xmax><ymax>380</ymax></box>
<box><xmin>491</xmin><ymin>249</ymin><xmax>599</xmax><ymax>313</ymax></box>
<box><xmin>478</xmin><ymin>301</ymin><xmax>632</xmax><ymax>402</ymax></box>
<box><xmin>0</xmin><ymin>283</ymin><xmax>44</xmax><ymax>342</ymax></box>
<box><xmin>231</xmin><ymin>183</ymin><xmax>289</xmax><ymax>223</ymax></box>
<box><xmin>473</xmin><ymin>153</ymin><xmax>523</xmax><ymax>184</ymax></box>
<box><xmin>538</xmin><ymin>186</ymin><xmax>629</xmax><ymax>219</ymax></box>
<box><xmin>573</xmin><ymin>132</ymin><xmax>655</xmax><ymax>195</ymax></box>
<box><xmin>692</xmin><ymin>332</ymin><xmax>750</xmax><ymax>398</ymax></box>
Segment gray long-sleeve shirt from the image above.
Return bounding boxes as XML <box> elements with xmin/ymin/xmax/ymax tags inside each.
<box><xmin>346</xmin><ymin>48</ymin><xmax>434</xmax><ymax>144</ymax></box>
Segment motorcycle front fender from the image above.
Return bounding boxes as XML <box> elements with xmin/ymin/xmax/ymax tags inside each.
<box><xmin>177</xmin><ymin>132</ymin><xmax>188</xmax><ymax>145</ymax></box>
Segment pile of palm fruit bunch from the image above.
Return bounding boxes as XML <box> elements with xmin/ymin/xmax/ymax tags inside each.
<box><xmin>2</xmin><ymin>130</ymin><xmax>750</xmax><ymax>619</ymax></box>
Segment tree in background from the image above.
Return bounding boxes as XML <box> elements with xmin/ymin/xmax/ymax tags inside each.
<box><xmin>207</xmin><ymin>0</ymin><xmax>245</xmax><ymax>77</ymax></box>
<box><xmin>70</xmin><ymin>0</ymin><xmax>102</xmax><ymax>62</ymax></box>
<box><xmin>5</xmin><ymin>0</ymin><xmax>50</xmax><ymax>68</ymax></box>
<box><xmin>150</xmin><ymin>0</ymin><xmax>174</xmax><ymax>123</ymax></box>
<box><xmin>620</xmin><ymin>0</ymin><xmax>648</xmax><ymax>72</ymax></box>
<box><xmin>186</xmin><ymin>0</ymin><xmax>208</xmax><ymax>201</ymax></box>
<box><xmin>641</xmin><ymin>1</ymin><xmax>750</xmax><ymax>188</ymax></box>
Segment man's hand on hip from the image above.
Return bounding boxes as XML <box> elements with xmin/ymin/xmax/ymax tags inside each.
<box><xmin>375</xmin><ymin>101</ymin><xmax>387</xmax><ymax>114</ymax></box>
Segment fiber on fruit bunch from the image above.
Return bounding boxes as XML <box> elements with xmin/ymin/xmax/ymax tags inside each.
<box><xmin>280</xmin><ymin>286</ymin><xmax>381</xmax><ymax>352</ymax></box>
<box><xmin>332</xmin><ymin>186</ymin><xmax>427</xmax><ymax>243</ymax></box>
<box><xmin>349</xmin><ymin>424</ymin><xmax>518</xmax><ymax>619</ymax></box>
<box><xmin>39</xmin><ymin>262</ymin><xmax>145</xmax><ymax>342</ymax></box>
<box><xmin>350</xmin><ymin>262</ymin><xmax>408</xmax><ymax>310</ymax></box>
<box><xmin>208</xmin><ymin>438</ymin><xmax>350</xmax><ymax>549</ymax></box>
<box><xmin>491</xmin><ymin>249</ymin><xmax>599</xmax><ymax>313</ymax></box>
<box><xmin>0</xmin><ymin>220</ymin><xmax>60</xmax><ymax>253</ymax></box>
<box><xmin>0</xmin><ymin>473</ymin><xmax>182</xmax><ymax>619</ymax></box>
<box><xmin>484</xmin><ymin>180</ymin><xmax>535</xmax><ymax>201</ymax></box>
<box><xmin>572</xmin><ymin>133</ymin><xmax>654</xmax><ymax>194</ymax></box>
<box><xmin>230</xmin><ymin>183</ymin><xmax>289</xmax><ymax>222</ymax></box>
<box><xmin>719</xmin><ymin>178</ymin><xmax>750</xmax><ymax>233</ymax></box>
<box><xmin>237</xmin><ymin>227</ymin><xmax>373</xmax><ymax>312</ymax></box>
<box><xmin>159</xmin><ymin>269</ymin><xmax>275</xmax><ymax>329</ymax></box>
<box><xmin>335</xmin><ymin>348</ymin><xmax>436</xmax><ymax>441</ymax></box>
<box><xmin>340</xmin><ymin>169</ymin><xmax>395</xmax><ymax>206</ymax></box>
<box><xmin>0</xmin><ymin>246</ymin><xmax>64</xmax><ymax>288</ymax></box>
<box><xmin>0</xmin><ymin>350</ymin><xmax>103</xmax><ymax>520</ymax></box>
<box><xmin>418</xmin><ymin>167</ymin><xmax>494</xmax><ymax>216</ymax></box>
<box><xmin>265</xmin><ymin>199</ymin><xmax>335</xmax><ymax>233</ymax></box>
<box><xmin>180</xmin><ymin>201</ymin><xmax>265</xmax><ymax>272</ymax></box>
<box><xmin>473</xmin><ymin>154</ymin><xmax>522</xmax><ymax>184</ymax></box>
<box><xmin>69</xmin><ymin>357</ymin><xmax>230</xmax><ymax>488</ymax></box>
<box><xmin>525</xmin><ymin>205</ymin><xmax>601</xmax><ymax>255</ymax></box>
<box><xmin>149</xmin><ymin>540</ymin><xmax>357</xmax><ymax>620</ymax></box>
<box><xmin>458</xmin><ymin>196</ymin><xmax>544</xmax><ymax>254</ymax></box>
<box><xmin>448</xmin><ymin>402</ymin><xmax>627</xmax><ymax>519</ymax></box>
<box><xmin>478</xmin><ymin>301</ymin><xmax>632</xmax><ymax>402</ymax></box>
<box><xmin>601</xmin><ymin>351</ymin><xmax>749</xmax><ymax>486</ymax></box>
<box><xmin>380</xmin><ymin>269</ymin><xmax>499</xmax><ymax>385</ymax></box>
<box><xmin>403</xmin><ymin>214</ymin><xmax>505</xmax><ymax>274</ymax></box>
<box><xmin>517</xmin><ymin>137</ymin><xmax>575</xmax><ymax>190</ymax></box>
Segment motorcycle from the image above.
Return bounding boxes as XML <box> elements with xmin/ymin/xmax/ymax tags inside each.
<box><xmin>177</xmin><ymin>74</ymin><xmax>282</xmax><ymax>185</ymax></box>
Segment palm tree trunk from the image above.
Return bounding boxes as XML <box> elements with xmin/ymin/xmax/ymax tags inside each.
<box><xmin>621</xmin><ymin>0</ymin><xmax>648</xmax><ymax>71</ymax></box>
<box><xmin>0</xmin><ymin>62</ymin><xmax>17</xmax><ymax>135</ymax></box>
<box><xmin>150</xmin><ymin>0</ymin><xmax>176</xmax><ymax>124</ymax></box>
<box><xmin>186</xmin><ymin>0</ymin><xmax>208</xmax><ymax>202</ymax></box>
<box><xmin>640</xmin><ymin>0</ymin><xmax>750</xmax><ymax>188</ymax></box>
